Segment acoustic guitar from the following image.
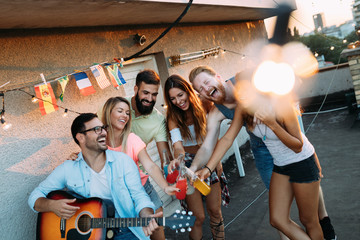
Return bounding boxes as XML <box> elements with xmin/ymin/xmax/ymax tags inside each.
<box><xmin>36</xmin><ymin>190</ymin><xmax>195</xmax><ymax>240</ymax></box>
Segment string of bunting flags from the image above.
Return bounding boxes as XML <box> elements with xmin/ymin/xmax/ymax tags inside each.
<box><xmin>2</xmin><ymin>60</ymin><xmax>127</xmax><ymax>117</ymax></box>
<box><xmin>0</xmin><ymin>47</ymin><xmax>249</xmax><ymax>131</ymax></box>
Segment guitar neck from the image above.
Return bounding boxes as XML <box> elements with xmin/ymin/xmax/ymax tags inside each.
<box><xmin>91</xmin><ymin>217</ymin><xmax>164</xmax><ymax>229</ymax></box>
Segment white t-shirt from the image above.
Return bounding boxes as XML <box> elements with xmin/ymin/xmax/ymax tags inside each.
<box><xmin>89</xmin><ymin>166</ymin><xmax>112</xmax><ymax>201</ymax></box>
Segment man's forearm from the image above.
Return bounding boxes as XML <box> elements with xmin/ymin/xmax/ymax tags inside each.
<box><xmin>139</xmin><ymin>207</ymin><xmax>155</xmax><ymax>217</ymax></box>
<box><xmin>34</xmin><ymin>197</ymin><xmax>53</xmax><ymax>212</ymax></box>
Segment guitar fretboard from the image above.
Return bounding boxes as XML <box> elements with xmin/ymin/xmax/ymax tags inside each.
<box><xmin>91</xmin><ymin>217</ymin><xmax>164</xmax><ymax>228</ymax></box>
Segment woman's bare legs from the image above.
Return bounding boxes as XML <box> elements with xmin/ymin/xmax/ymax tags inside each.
<box><xmin>186</xmin><ymin>190</ymin><xmax>205</xmax><ymax>240</ymax></box>
<box><xmin>293</xmin><ymin>180</ymin><xmax>323</xmax><ymax>240</ymax></box>
<box><xmin>269</xmin><ymin>172</ymin><xmax>311</xmax><ymax>240</ymax></box>
<box><xmin>206</xmin><ymin>182</ymin><xmax>224</xmax><ymax>239</ymax></box>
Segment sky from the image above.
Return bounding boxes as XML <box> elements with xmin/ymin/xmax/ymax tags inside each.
<box><xmin>265</xmin><ymin>0</ymin><xmax>355</xmax><ymax>36</ymax></box>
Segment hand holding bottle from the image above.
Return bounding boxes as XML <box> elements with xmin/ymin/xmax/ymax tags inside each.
<box><xmin>184</xmin><ymin>167</ymin><xmax>211</xmax><ymax>196</ymax></box>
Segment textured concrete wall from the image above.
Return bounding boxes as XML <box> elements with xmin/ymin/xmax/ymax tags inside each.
<box><xmin>0</xmin><ymin>21</ymin><xmax>267</xmax><ymax>239</ymax></box>
<box><xmin>296</xmin><ymin>64</ymin><xmax>354</xmax><ymax>99</ymax></box>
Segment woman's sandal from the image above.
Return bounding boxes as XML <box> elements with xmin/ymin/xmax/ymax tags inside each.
<box><xmin>210</xmin><ymin>219</ymin><xmax>225</xmax><ymax>240</ymax></box>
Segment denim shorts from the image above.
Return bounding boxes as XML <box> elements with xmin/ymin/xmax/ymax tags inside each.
<box><xmin>249</xmin><ymin>132</ymin><xmax>274</xmax><ymax>190</ymax></box>
<box><xmin>273</xmin><ymin>154</ymin><xmax>320</xmax><ymax>183</ymax></box>
<box><xmin>144</xmin><ymin>179</ymin><xmax>163</xmax><ymax>210</ymax></box>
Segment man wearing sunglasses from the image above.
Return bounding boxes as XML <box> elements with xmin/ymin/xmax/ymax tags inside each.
<box><xmin>28</xmin><ymin>113</ymin><xmax>160</xmax><ymax>239</ymax></box>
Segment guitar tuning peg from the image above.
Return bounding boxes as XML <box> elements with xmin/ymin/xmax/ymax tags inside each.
<box><xmin>175</xmin><ymin>209</ymin><xmax>181</xmax><ymax>214</ymax></box>
<box><xmin>181</xmin><ymin>210</ymin><xmax>186</xmax><ymax>215</ymax></box>
<box><xmin>180</xmin><ymin>228</ymin><xmax>186</xmax><ymax>233</ymax></box>
<box><xmin>176</xmin><ymin>229</ymin><xmax>179</xmax><ymax>234</ymax></box>
<box><xmin>186</xmin><ymin>223</ymin><xmax>189</xmax><ymax>226</ymax></box>
<box><xmin>179</xmin><ymin>224</ymin><xmax>183</xmax><ymax>227</ymax></box>
<box><xmin>172</xmin><ymin>225</ymin><xmax>176</xmax><ymax>229</ymax></box>
<box><xmin>187</xmin><ymin>227</ymin><xmax>192</xmax><ymax>232</ymax></box>
<box><xmin>188</xmin><ymin>211</ymin><xmax>193</xmax><ymax>215</ymax></box>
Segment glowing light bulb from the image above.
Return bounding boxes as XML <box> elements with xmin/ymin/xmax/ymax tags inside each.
<box><xmin>63</xmin><ymin>109</ymin><xmax>68</xmax><ymax>117</ymax></box>
<box><xmin>272</xmin><ymin>63</ymin><xmax>295</xmax><ymax>95</ymax></box>
<box><xmin>31</xmin><ymin>96</ymin><xmax>38</xmax><ymax>103</ymax></box>
<box><xmin>253</xmin><ymin>61</ymin><xmax>275</xmax><ymax>93</ymax></box>
<box><xmin>330</xmin><ymin>46</ymin><xmax>335</xmax><ymax>50</ymax></box>
<box><xmin>343</xmin><ymin>39</ymin><xmax>347</xmax><ymax>44</ymax></box>
<box><xmin>253</xmin><ymin>61</ymin><xmax>295</xmax><ymax>95</ymax></box>
<box><xmin>1</xmin><ymin>118</ymin><xmax>12</xmax><ymax>131</ymax></box>
<box><xmin>315</xmin><ymin>52</ymin><xmax>319</xmax><ymax>57</ymax></box>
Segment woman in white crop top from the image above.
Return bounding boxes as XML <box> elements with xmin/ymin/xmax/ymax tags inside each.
<box><xmin>164</xmin><ymin>75</ymin><xmax>229</xmax><ymax>240</ymax></box>
<box><xmin>196</xmin><ymin>79</ymin><xmax>323</xmax><ymax>240</ymax></box>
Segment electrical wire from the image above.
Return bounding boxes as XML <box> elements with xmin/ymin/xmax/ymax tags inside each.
<box><xmin>224</xmin><ymin>188</ymin><xmax>267</xmax><ymax>229</ymax></box>
<box><xmin>304</xmin><ymin>55</ymin><xmax>342</xmax><ymax>134</ymax></box>
<box><xmin>17</xmin><ymin>89</ymin><xmax>81</xmax><ymax>115</ymax></box>
<box><xmin>122</xmin><ymin>0</ymin><xmax>193</xmax><ymax>61</ymax></box>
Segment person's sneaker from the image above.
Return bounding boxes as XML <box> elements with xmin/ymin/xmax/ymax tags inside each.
<box><xmin>319</xmin><ymin>216</ymin><xmax>337</xmax><ymax>240</ymax></box>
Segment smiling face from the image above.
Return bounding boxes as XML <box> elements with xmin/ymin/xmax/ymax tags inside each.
<box><xmin>169</xmin><ymin>87</ymin><xmax>190</xmax><ymax>111</ymax></box>
<box><xmin>134</xmin><ymin>82</ymin><xmax>158</xmax><ymax>115</ymax></box>
<box><xmin>81</xmin><ymin>118</ymin><xmax>108</xmax><ymax>152</ymax></box>
<box><xmin>192</xmin><ymin>72</ymin><xmax>226</xmax><ymax>104</ymax></box>
<box><xmin>110</xmin><ymin>101</ymin><xmax>130</xmax><ymax>131</ymax></box>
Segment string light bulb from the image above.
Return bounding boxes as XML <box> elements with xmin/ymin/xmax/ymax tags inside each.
<box><xmin>31</xmin><ymin>95</ymin><xmax>38</xmax><ymax>103</ymax></box>
<box><xmin>314</xmin><ymin>52</ymin><xmax>319</xmax><ymax>57</ymax></box>
<box><xmin>63</xmin><ymin>108</ymin><xmax>68</xmax><ymax>117</ymax></box>
<box><xmin>1</xmin><ymin>115</ymin><xmax>12</xmax><ymax>131</ymax></box>
<box><xmin>1</xmin><ymin>92</ymin><xmax>12</xmax><ymax>130</ymax></box>
<box><xmin>330</xmin><ymin>46</ymin><xmax>335</xmax><ymax>50</ymax></box>
<box><xmin>343</xmin><ymin>39</ymin><xmax>347</xmax><ymax>44</ymax></box>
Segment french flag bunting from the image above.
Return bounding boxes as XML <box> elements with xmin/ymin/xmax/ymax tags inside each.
<box><xmin>90</xmin><ymin>65</ymin><xmax>110</xmax><ymax>89</ymax></box>
<box><xmin>73</xmin><ymin>72</ymin><xmax>96</xmax><ymax>96</ymax></box>
<box><xmin>106</xmin><ymin>64</ymin><xmax>126</xmax><ymax>88</ymax></box>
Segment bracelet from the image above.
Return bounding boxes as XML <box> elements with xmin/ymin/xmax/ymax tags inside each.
<box><xmin>204</xmin><ymin>165</ymin><xmax>213</xmax><ymax>175</ymax></box>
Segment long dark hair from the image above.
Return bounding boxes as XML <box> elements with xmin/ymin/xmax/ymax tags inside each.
<box><xmin>164</xmin><ymin>74</ymin><xmax>206</xmax><ymax>143</ymax></box>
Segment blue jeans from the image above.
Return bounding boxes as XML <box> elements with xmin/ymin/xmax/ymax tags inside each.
<box><xmin>248</xmin><ymin>132</ymin><xmax>274</xmax><ymax>190</ymax></box>
<box><xmin>113</xmin><ymin>228</ymin><xmax>138</xmax><ymax>240</ymax></box>
<box><xmin>144</xmin><ymin>179</ymin><xmax>163</xmax><ymax>210</ymax></box>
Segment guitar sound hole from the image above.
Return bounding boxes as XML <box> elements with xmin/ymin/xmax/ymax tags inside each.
<box><xmin>77</xmin><ymin>214</ymin><xmax>91</xmax><ymax>233</ymax></box>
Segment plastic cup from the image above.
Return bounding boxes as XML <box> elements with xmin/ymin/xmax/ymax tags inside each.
<box><xmin>166</xmin><ymin>169</ymin><xmax>179</xmax><ymax>184</ymax></box>
<box><xmin>175</xmin><ymin>178</ymin><xmax>187</xmax><ymax>200</ymax></box>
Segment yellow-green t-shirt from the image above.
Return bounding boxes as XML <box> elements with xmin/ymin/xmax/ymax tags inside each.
<box><xmin>126</xmin><ymin>97</ymin><xmax>168</xmax><ymax>145</ymax></box>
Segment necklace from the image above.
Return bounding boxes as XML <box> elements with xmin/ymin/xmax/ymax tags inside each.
<box><xmin>256</xmin><ymin>124</ymin><xmax>267</xmax><ymax>141</ymax></box>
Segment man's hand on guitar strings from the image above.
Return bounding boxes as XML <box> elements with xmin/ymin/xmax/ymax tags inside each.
<box><xmin>50</xmin><ymin>198</ymin><xmax>80</xmax><ymax>219</ymax></box>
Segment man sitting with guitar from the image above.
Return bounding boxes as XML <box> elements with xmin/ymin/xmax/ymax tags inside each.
<box><xmin>28</xmin><ymin>113</ymin><xmax>160</xmax><ymax>240</ymax></box>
